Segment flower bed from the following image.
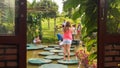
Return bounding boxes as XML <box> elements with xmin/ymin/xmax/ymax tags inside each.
<box><xmin>75</xmin><ymin>47</ymin><xmax>97</xmax><ymax>68</ymax></box>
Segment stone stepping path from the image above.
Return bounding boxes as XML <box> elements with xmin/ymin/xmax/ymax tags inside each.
<box><xmin>44</xmin><ymin>47</ymin><xmax>55</xmax><ymax>51</ymax></box>
<box><xmin>54</xmin><ymin>46</ymin><xmax>61</xmax><ymax>49</ymax></box>
<box><xmin>28</xmin><ymin>58</ymin><xmax>52</xmax><ymax>65</ymax></box>
<box><xmin>71</xmin><ymin>45</ymin><xmax>75</xmax><ymax>48</ymax></box>
<box><xmin>48</xmin><ymin>45</ymin><xmax>58</xmax><ymax>48</ymax></box>
<box><xmin>70</xmin><ymin>48</ymin><xmax>74</xmax><ymax>51</ymax></box>
<box><xmin>39</xmin><ymin>64</ymin><xmax>68</xmax><ymax>68</ymax></box>
<box><xmin>27</xmin><ymin>44</ymin><xmax>45</xmax><ymax>50</ymax></box>
<box><xmin>27</xmin><ymin>44</ymin><xmax>35</xmax><ymax>47</ymax></box>
<box><xmin>57</xmin><ymin>60</ymin><xmax>79</xmax><ymax>65</ymax></box>
<box><xmin>27</xmin><ymin>44</ymin><xmax>79</xmax><ymax>66</ymax></box>
<box><xmin>38</xmin><ymin>52</ymin><xmax>55</xmax><ymax>56</ymax></box>
<box><xmin>72</xmin><ymin>40</ymin><xmax>80</xmax><ymax>45</ymax></box>
<box><xmin>44</xmin><ymin>55</ymin><xmax>63</xmax><ymax>60</ymax></box>
<box><xmin>50</xmin><ymin>50</ymin><xmax>63</xmax><ymax>53</ymax></box>
<box><xmin>58</xmin><ymin>52</ymin><xmax>75</xmax><ymax>56</ymax></box>
<box><xmin>27</xmin><ymin>46</ymin><xmax>44</xmax><ymax>50</ymax></box>
<box><xmin>54</xmin><ymin>47</ymin><xmax>74</xmax><ymax>51</ymax></box>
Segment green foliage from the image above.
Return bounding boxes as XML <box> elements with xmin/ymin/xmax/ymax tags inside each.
<box><xmin>106</xmin><ymin>0</ymin><xmax>120</xmax><ymax>34</ymax></box>
<box><xmin>88</xmin><ymin>52</ymin><xmax>97</xmax><ymax>64</ymax></box>
<box><xmin>63</xmin><ymin>0</ymin><xmax>98</xmax><ymax>47</ymax></box>
<box><xmin>42</xmin><ymin>37</ymin><xmax>56</xmax><ymax>43</ymax></box>
<box><xmin>27</xmin><ymin>0</ymin><xmax>59</xmax><ymax>43</ymax></box>
<box><xmin>0</xmin><ymin>1</ymin><xmax>15</xmax><ymax>34</ymax></box>
<box><xmin>34</xmin><ymin>0</ymin><xmax>58</xmax><ymax>18</ymax></box>
<box><xmin>27</xmin><ymin>13</ymin><xmax>41</xmax><ymax>43</ymax></box>
<box><xmin>63</xmin><ymin>0</ymin><xmax>98</xmax><ymax>63</ymax></box>
<box><xmin>85</xmin><ymin>39</ymin><xmax>97</xmax><ymax>51</ymax></box>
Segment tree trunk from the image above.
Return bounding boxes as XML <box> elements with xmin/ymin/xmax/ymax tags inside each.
<box><xmin>48</xmin><ymin>18</ymin><xmax>50</xmax><ymax>29</ymax></box>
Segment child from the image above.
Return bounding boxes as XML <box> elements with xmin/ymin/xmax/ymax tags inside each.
<box><xmin>33</xmin><ymin>36</ymin><xmax>41</xmax><ymax>44</ymax></box>
<box><xmin>57</xmin><ymin>33</ymin><xmax>63</xmax><ymax>47</ymax></box>
<box><xmin>62</xmin><ymin>21</ymin><xmax>73</xmax><ymax>60</ymax></box>
<box><xmin>72</xmin><ymin>24</ymin><xmax>77</xmax><ymax>40</ymax></box>
<box><xmin>77</xmin><ymin>23</ymin><xmax>81</xmax><ymax>39</ymax></box>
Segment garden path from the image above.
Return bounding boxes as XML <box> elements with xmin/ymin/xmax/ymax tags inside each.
<box><xmin>27</xmin><ymin>44</ymin><xmax>84</xmax><ymax>68</ymax></box>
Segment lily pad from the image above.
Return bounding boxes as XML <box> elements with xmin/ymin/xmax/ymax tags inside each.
<box><xmin>44</xmin><ymin>55</ymin><xmax>63</xmax><ymax>60</ymax></box>
<box><xmin>57</xmin><ymin>59</ymin><xmax>79</xmax><ymax>65</ymax></box>
<box><xmin>40</xmin><ymin>64</ymin><xmax>68</xmax><ymax>68</ymax></box>
<box><xmin>28</xmin><ymin>58</ymin><xmax>52</xmax><ymax>65</ymax></box>
<box><xmin>38</xmin><ymin>52</ymin><xmax>55</xmax><ymax>56</ymax></box>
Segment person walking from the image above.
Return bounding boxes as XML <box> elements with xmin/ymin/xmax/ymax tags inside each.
<box><xmin>62</xmin><ymin>21</ymin><xmax>73</xmax><ymax>60</ymax></box>
<box><xmin>77</xmin><ymin>23</ymin><xmax>81</xmax><ymax>39</ymax></box>
<box><xmin>72</xmin><ymin>24</ymin><xmax>77</xmax><ymax>40</ymax></box>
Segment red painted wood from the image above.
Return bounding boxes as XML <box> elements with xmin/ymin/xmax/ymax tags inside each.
<box><xmin>0</xmin><ymin>0</ymin><xmax>26</xmax><ymax>68</ymax></box>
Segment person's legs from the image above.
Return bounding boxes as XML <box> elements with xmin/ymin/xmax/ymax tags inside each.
<box><xmin>65</xmin><ymin>40</ymin><xmax>72</xmax><ymax>60</ymax></box>
<box><xmin>63</xmin><ymin>44</ymin><xmax>67</xmax><ymax>60</ymax></box>
<box><xmin>66</xmin><ymin>44</ymin><xmax>71</xmax><ymax>60</ymax></box>
<box><xmin>63</xmin><ymin>39</ymin><xmax>72</xmax><ymax>60</ymax></box>
<box><xmin>77</xmin><ymin>31</ymin><xmax>80</xmax><ymax>39</ymax></box>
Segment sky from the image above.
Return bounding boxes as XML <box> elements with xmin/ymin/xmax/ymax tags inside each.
<box><xmin>27</xmin><ymin>0</ymin><xmax>63</xmax><ymax>13</ymax></box>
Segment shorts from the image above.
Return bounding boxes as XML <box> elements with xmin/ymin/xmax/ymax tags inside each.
<box><xmin>62</xmin><ymin>39</ymin><xmax>72</xmax><ymax>45</ymax></box>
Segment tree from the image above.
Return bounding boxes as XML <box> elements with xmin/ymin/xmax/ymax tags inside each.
<box><xmin>27</xmin><ymin>0</ymin><xmax>58</xmax><ymax>43</ymax></box>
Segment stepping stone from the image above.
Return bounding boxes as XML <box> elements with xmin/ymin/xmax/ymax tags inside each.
<box><xmin>44</xmin><ymin>48</ymin><xmax>55</xmax><ymax>51</ymax></box>
<box><xmin>44</xmin><ymin>55</ymin><xmax>63</xmax><ymax>60</ymax></box>
<box><xmin>27</xmin><ymin>44</ymin><xmax>30</xmax><ymax>47</ymax></box>
<box><xmin>71</xmin><ymin>46</ymin><xmax>75</xmax><ymax>48</ymax></box>
<box><xmin>27</xmin><ymin>46</ymin><xmax>38</xmax><ymax>50</ymax></box>
<box><xmin>38</xmin><ymin>52</ymin><xmax>55</xmax><ymax>56</ymax></box>
<box><xmin>27</xmin><ymin>44</ymin><xmax>35</xmax><ymax>47</ymax></box>
<box><xmin>70</xmin><ymin>48</ymin><xmax>74</xmax><ymax>51</ymax></box>
<box><xmin>27</xmin><ymin>46</ymin><xmax>44</xmax><ymax>50</ymax></box>
<box><xmin>27</xmin><ymin>44</ymin><xmax>46</xmax><ymax>48</ymax></box>
<box><xmin>50</xmin><ymin>50</ymin><xmax>63</xmax><ymax>53</ymax></box>
<box><xmin>58</xmin><ymin>52</ymin><xmax>75</xmax><ymax>56</ymax></box>
<box><xmin>54</xmin><ymin>47</ymin><xmax>61</xmax><ymax>49</ymax></box>
<box><xmin>28</xmin><ymin>58</ymin><xmax>52</xmax><ymax>65</ymax></box>
<box><xmin>39</xmin><ymin>64</ymin><xmax>68</xmax><ymax>68</ymax></box>
<box><xmin>72</xmin><ymin>40</ymin><xmax>80</xmax><ymax>45</ymax></box>
<box><xmin>54</xmin><ymin>47</ymin><xmax>74</xmax><ymax>51</ymax></box>
<box><xmin>57</xmin><ymin>59</ymin><xmax>79</xmax><ymax>65</ymax></box>
<box><xmin>27</xmin><ymin>45</ymin><xmax>30</xmax><ymax>47</ymax></box>
<box><xmin>48</xmin><ymin>45</ymin><xmax>58</xmax><ymax>47</ymax></box>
